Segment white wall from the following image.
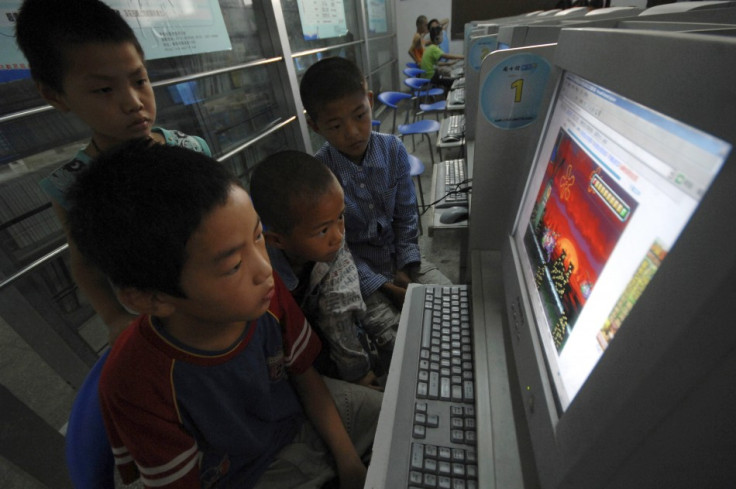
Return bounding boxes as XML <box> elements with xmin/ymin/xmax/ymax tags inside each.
<box><xmin>394</xmin><ymin>0</ymin><xmax>458</xmax><ymax>76</ymax></box>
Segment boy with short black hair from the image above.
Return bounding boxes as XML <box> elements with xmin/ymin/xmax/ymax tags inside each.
<box><xmin>420</xmin><ymin>25</ymin><xmax>464</xmax><ymax>89</ymax></box>
<box><xmin>299</xmin><ymin>57</ymin><xmax>452</xmax><ymax>359</ymax></box>
<box><xmin>67</xmin><ymin>140</ymin><xmax>380</xmax><ymax>489</ymax></box>
<box><xmin>250</xmin><ymin>150</ymin><xmax>384</xmax><ymax>387</ymax></box>
<box><xmin>15</xmin><ymin>0</ymin><xmax>210</xmax><ymax>343</ymax></box>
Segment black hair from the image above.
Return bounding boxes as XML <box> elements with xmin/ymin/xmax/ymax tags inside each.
<box><xmin>429</xmin><ymin>25</ymin><xmax>443</xmax><ymax>44</ymax></box>
<box><xmin>67</xmin><ymin>139</ymin><xmax>240</xmax><ymax>297</ymax></box>
<box><xmin>15</xmin><ymin>0</ymin><xmax>144</xmax><ymax>92</ymax></box>
<box><xmin>299</xmin><ymin>57</ymin><xmax>366</xmax><ymax>122</ymax></box>
<box><xmin>416</xmin><ymin>15</ymin><xmax>427</xmax><ymax>28</ymax></box>
<box><xmin>250</xmin><ymin>150</ymin><xmax>340</xmax><ymax>235</ymax></box>
<box><xmin>428</xmin><ymin>18</ymin><xmax>440</xmax><ymax>28</ymax></box>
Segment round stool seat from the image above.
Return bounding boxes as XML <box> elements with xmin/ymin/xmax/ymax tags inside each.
<box><xmin>407</xmin><ymin>154</ymin><xmax>425</xmax><ymax>177</ymax></box>
<box><xmin>420</xmin><ymin>100</ymin><xmax>446</xmax><ymax>113</ymax></box>
<box><xmin>398</xmin><ymin>118</ymin><xmax>441</xmax><ymax>136</ymax></box>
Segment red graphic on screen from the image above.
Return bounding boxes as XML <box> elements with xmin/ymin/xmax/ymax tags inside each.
<box><xmin>525</xmin><ymin>130</ymin><xmax>638</xmax><ymax>351</ymax></box>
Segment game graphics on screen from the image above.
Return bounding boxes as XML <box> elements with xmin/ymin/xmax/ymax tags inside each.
<box><xmin>525</xmin><ymin>129</ymin><xmax>638</xmax><ymax>351</ymax></box>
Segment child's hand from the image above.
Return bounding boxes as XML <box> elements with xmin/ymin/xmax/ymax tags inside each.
<box><xmin>356</xmin><ymin>371</ymin><xmax>383</xmax><ymax>391</ymax></box>
<box><xmin>381</xmin><ymin>282</ymin><xmax>407</xmax><ymax>309</ymax></box>
<box><xmin>393</xmin><ymin>270</ymin><xmax>411</xmax><ymax>288</ymax></box>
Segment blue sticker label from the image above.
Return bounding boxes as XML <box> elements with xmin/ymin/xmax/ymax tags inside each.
<box><xmin>481</xmin><ymin>54</ymin><xmax>551</xmax><ymax>129</ymax></box>
<box><xmin>469</xmin><ymin>38</ymin><xmax>499</xmax><ymax>72</ymax></box>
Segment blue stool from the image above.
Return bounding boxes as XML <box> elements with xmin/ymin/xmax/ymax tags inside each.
<box><xmin>419</xmin><ymin>100</ymin><xmax>446</xmax><ymax>121</ymax></box>
<box><xmin>398</xmin><ymin>119</ymin><xmax>440</xmax><ymax>164</ymax></box>
<box><xmin>377</xmin><ymin>92</ymin><xmax>440</xmax><ymax>164</ymax></box>
<box><xmin>404</xmin><ymin>77</ymin><xmax>444</xmax><ymax>100</ymax></box>
<box><xmin>408</xmin><ymin>154</ymin><xmax>426</xmax><ymax>235</ymax></box>
<box><xmin>407</xmin><ymin>154</ymin><xmax>426</xmax><ymax>211</ymax></box>
<box><xmin>403</xmin><ymin>67</ymin><xmax>426</xmax><ymax>78</ymax></box>
<box><xmin>372</xmin><ymin>119</ymin><xmax>381</xmax><ymax>131</ymax></box>
<box><xmin>406</xmin><ymin>62</ymin><xmax>421</xmax><ymax>69</ymax></box>
<box><xmin>66</xmin><ymin>350</ymin><xmax>115</xmax><ymax>489</ymax></box>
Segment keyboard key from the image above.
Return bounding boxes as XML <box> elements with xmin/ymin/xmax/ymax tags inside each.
<box><xmin>411</xmin><ymin>444</ymin><xmax>424</xmax><ymax>469</ymax></box>
<box><xmin>452</xmin><ymin>479</ymin><xmax>466</xmax><ymax>489</ymax></box>
<box><xmin>452</xmin><ymin>463</ymin><xmax>466</xmax><ymax>477</ymax></box>
<box><xmin>409</xmin><ymin>471</ymin><xmax>423</xmax><ymax>485</ymax></box>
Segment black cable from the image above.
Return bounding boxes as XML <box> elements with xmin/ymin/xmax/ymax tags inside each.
<box><xmin>420</xmin><ymin>180</ymin><xmax>472</xmax><ymax>216</ymax></box>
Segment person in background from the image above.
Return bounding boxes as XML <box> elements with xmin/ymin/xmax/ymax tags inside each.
<box><xmin>300</xmin><ymin>57</ymin><xmax>453</xmax><ymax>369</ymax></box>
<box><xmin>408</xmin><ymin>16</ymin><xmax>449</xmax><ymax>64</ymax></box>
<box><xmin>427</xmin><ymin>17</ymin><xmax>451</xmax><ymax>55</ymax></box>
<box><xmin>420</xmin><ymin>25</ymin><xmax>464</xmax><ymax>90</ymax></box>
<box><xmin>250</xmin><ymin>150</ymin><xmax>384</xmax><ymax>387</ymax></box>
<box><xmin>408</xmin><ymin>15</ymin><xmax>429</xmax><ymax>64</ymax></box>
<box><xmin>15</xmin><ymin>0</ymin><xmax>211</xmax><ymax>344</ymax></box>
<box><xmin>66</xmin><ymin>140</ymin><xmax>381</xmax><ymax>489</ymax></box>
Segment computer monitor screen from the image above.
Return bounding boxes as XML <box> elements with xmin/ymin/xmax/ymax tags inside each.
<box><xmin>512</xmin><ymin>71</ymin><xmax>730</xmax><ymax>410</ymax></box>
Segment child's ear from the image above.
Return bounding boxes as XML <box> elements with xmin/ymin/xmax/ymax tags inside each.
<box><xmin>37</xmin><ymin>82</ymin><xmax>70</xmax><ymax>112</ymax></box>
<box><xmin>306</xmin><ymin>113</ymin><xmax>321</xmax><ymax>135</ymax></box>
<box><xmin>367</xmin><ymin>90</ymin><xmax>374</xmax><ymax>109</ymax></box>
<box><xmin>264</xmin><ymin>229</ymin><xmax>287</xmax><ymax>249</ymax></box>
<box><xmin>116</xmin><ymin>288</ymin><xmax>176</xmax><ymax>317</ymax></box>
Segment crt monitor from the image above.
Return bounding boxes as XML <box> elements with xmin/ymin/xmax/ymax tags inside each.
<box><xmin>497</xmin><ymin>28</ymin><xmax>736</xmax><ymax>489</ymax></box>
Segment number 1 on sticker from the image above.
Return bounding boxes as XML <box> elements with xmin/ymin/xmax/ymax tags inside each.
<box><xmin>511</xmin><ymin>79</ymin><xmax>524</xmax><ymax>103</ymax></box>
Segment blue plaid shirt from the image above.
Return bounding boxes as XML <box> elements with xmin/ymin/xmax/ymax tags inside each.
<box><xmin>315</xmin><ymin>132</ymin><xmax>421</xmax><ymax>296</ymax></box>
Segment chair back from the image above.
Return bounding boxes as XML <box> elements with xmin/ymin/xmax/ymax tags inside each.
<box><xmin>66</xmin><ymin>350</ymin><xmax>114</xmax><ymax>489</ymax></box>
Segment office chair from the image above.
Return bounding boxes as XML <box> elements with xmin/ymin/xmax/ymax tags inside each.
<box><xmin>66</xmin><ymin>349</ymin><xmax>115</xmax><ymax>489</ymax></box>
<box><xmin>377</xmin><ymin>92</ymin><xmax>440</xmax><ymax>165</ymax></box>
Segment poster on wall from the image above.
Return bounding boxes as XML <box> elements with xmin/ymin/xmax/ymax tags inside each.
<box><xmin>0</xmin><ymin>1</ymin><xmax>30</xmax><ymax>83</ymax></box>
<box><xmin>296</xmin><ymin>0</ymin><xmax>349</xmax><ymax>40</ymax></box>
<box><xmin>0</xmin><ymin>0</ymin><xmax>231</xmax><ymax>84</ymax></box>
<box><xmin>368</xmin><ymin>0</ymin><xmax>387</xmax><ymax>34</ymax></box>
<box><xmin>105</xmin><ymin>0</ymin><xmax>232</xmax><ymax>60</ymax></box>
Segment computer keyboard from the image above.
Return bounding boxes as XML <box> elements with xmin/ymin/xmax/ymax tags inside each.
<box><xmin>450</xmin><ymin>67</ymin><xmax>464</xmax><ymax>79</ymax></box>
<box><xmin>441</xmin><ymin>114</ymin><xmax>465</xmax><ymax>143</ymax></box>
<box><xmin>449</xmin><ymin>88</ymin><xmax>465</xmax><ymax>106</ymax></box>
<box><xmin>451</xmin><ymin>77</ymin><xmax>465</xmax><ymax>90</ymax></box>
<box><xmin>436</xmin><ymin>159</ymin><xmax>469</xmax><ymax>208</ymax></box>
<box><xmin>402</xmin><ymin>285</ymin><xmax>478</xmax><ymax>489</ymax></box>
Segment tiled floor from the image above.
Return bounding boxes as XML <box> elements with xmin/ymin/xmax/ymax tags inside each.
<box><xmin>0</xmin><ymin>106</ymin><xmax>466</xmax><ymax>488</ymax></box>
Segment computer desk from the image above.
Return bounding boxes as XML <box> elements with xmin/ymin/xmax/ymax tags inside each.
<box><xmin>428</xmin><ymin>141</ymin><xmax>474</xmax><ymax>280</ymax></box>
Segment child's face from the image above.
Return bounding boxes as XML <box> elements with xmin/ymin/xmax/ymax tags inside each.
<box><xmin>269</xmin><ymin>180</ymin><xmax>345</xmax><ymax>266</ymax></box>
<box><xmin>308</xmin><ymin>90</ymin><xmax>374</xmax><ymax>164</ymax></box>
<box><xmin>167</xmin><ymin>186</ymin><xmax>275</xmax><ymax>327</ymax></box>
<box><xmin>40</xmin><ymin>41</ymin><xmax>156</xmax><ymax>150</ymax></box>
